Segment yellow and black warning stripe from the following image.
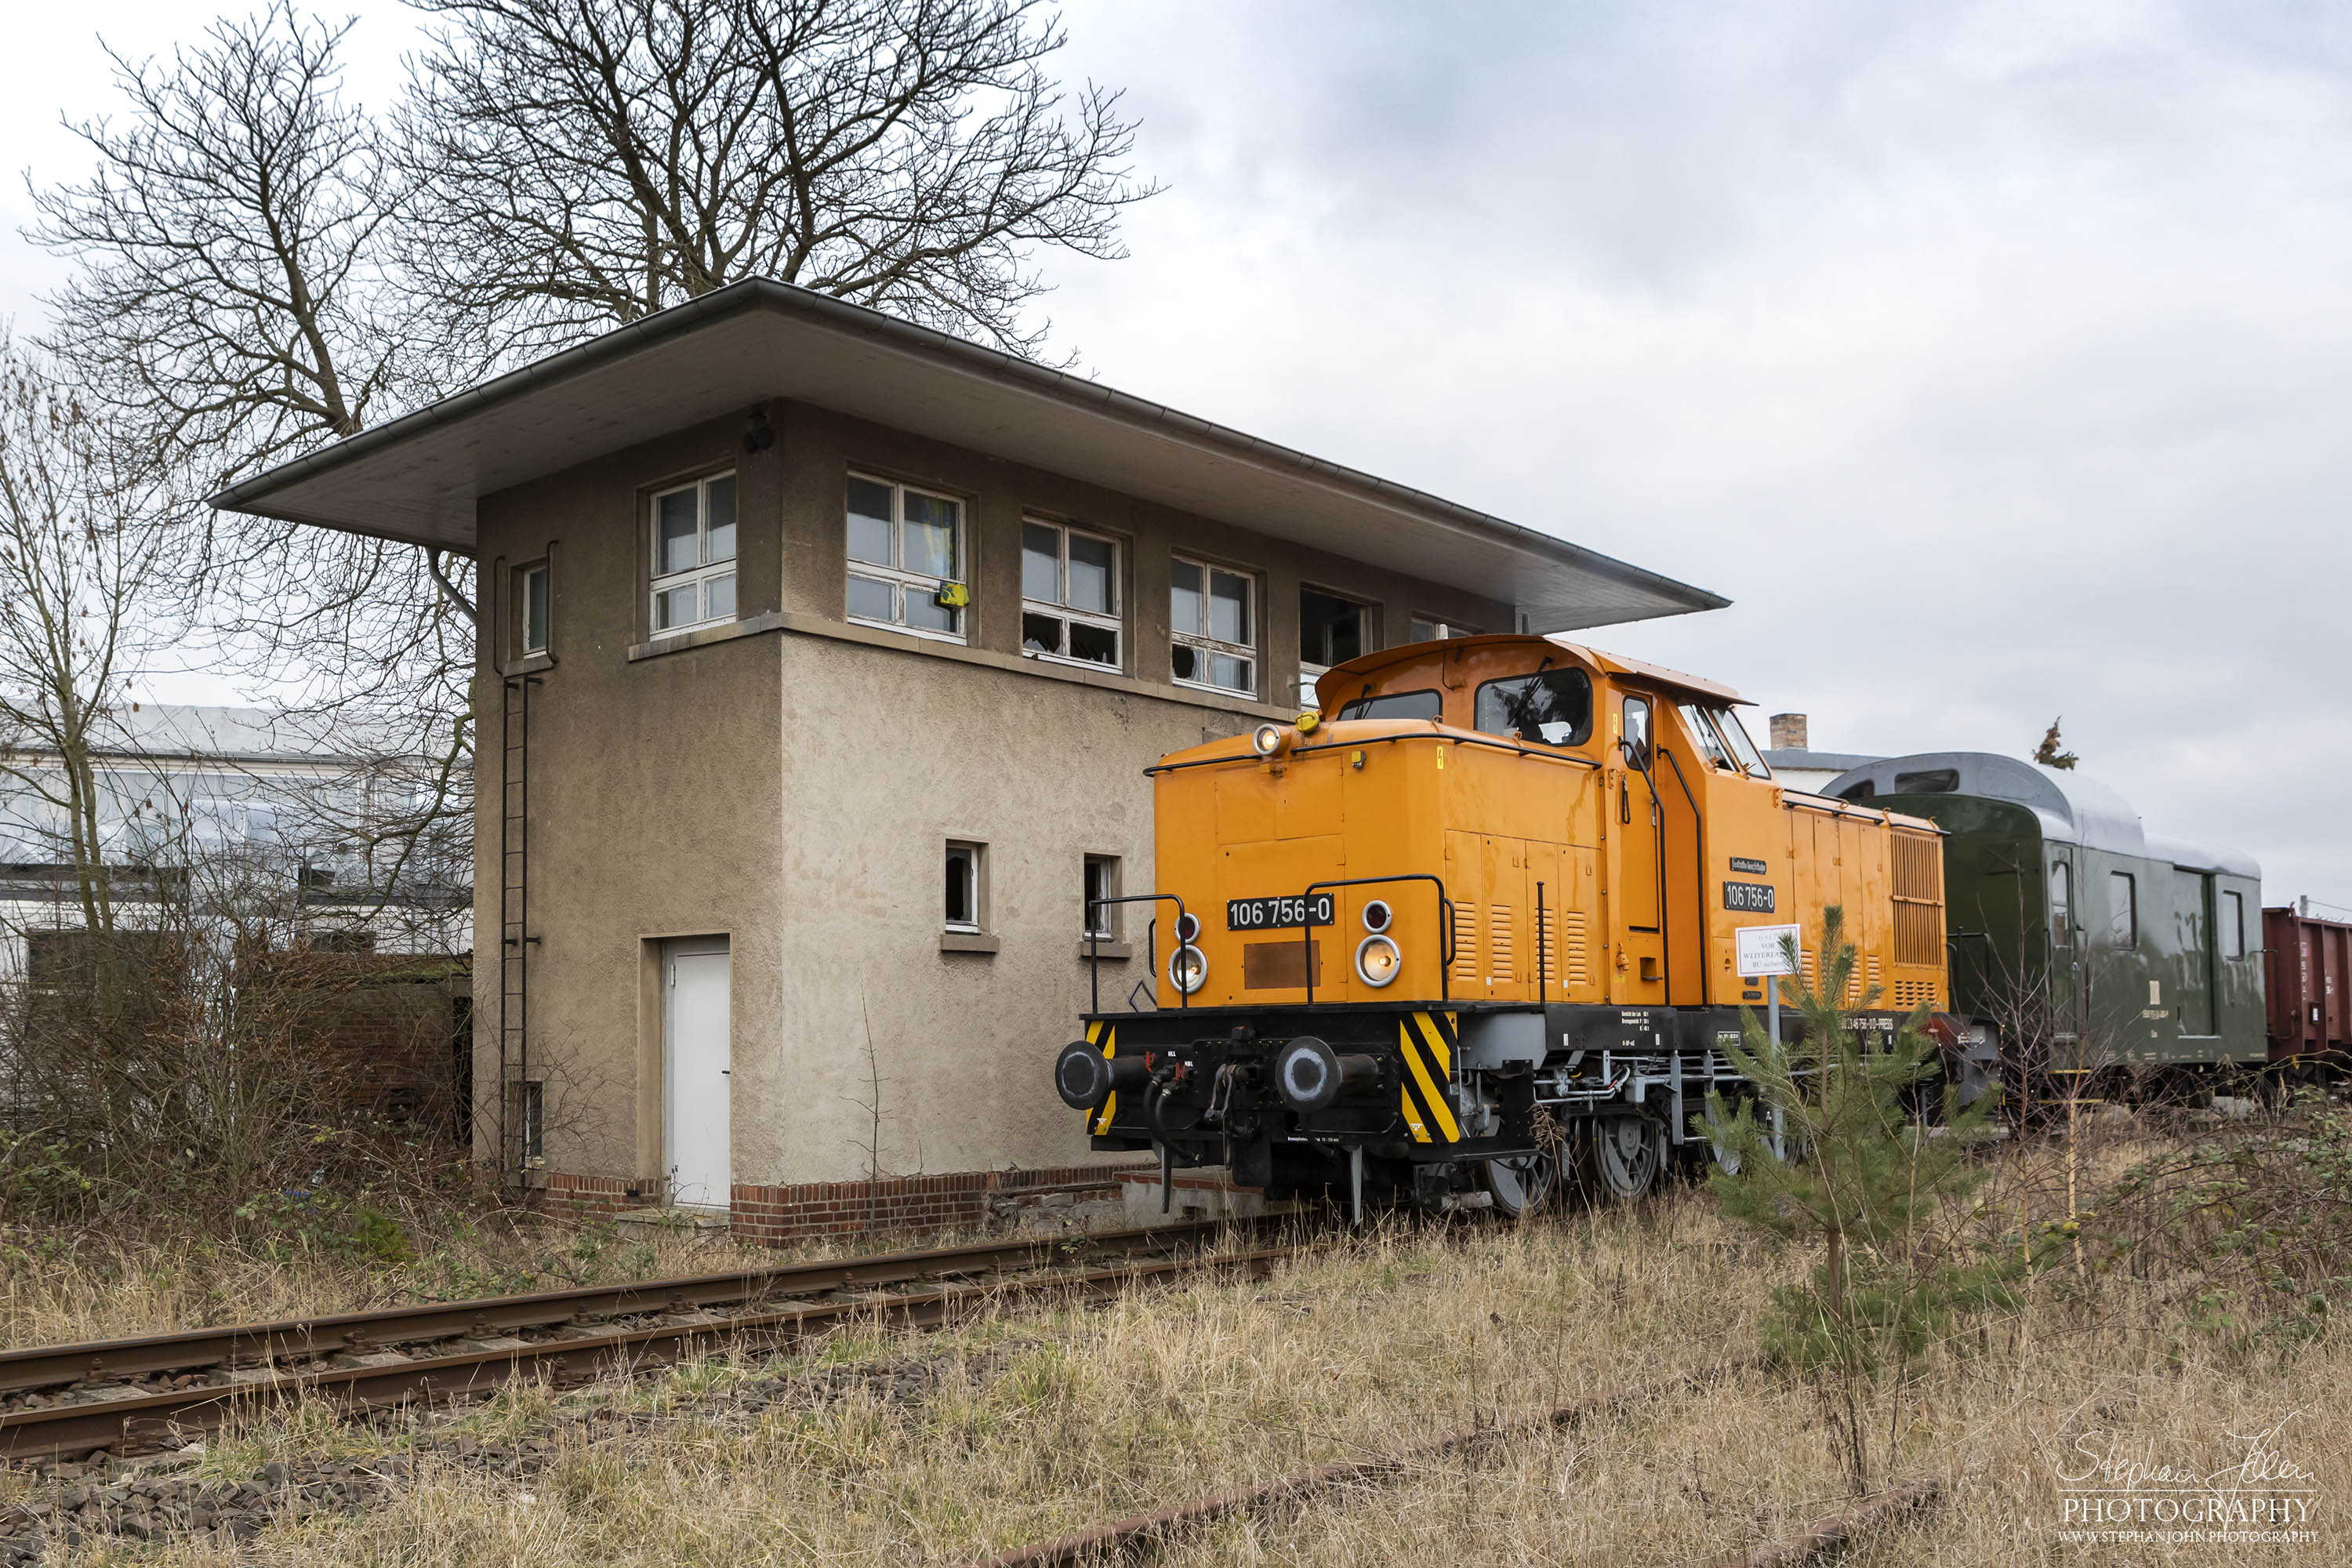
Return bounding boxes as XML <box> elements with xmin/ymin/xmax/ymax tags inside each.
<box><xmin>1087</xmin><ymin>1021</ymin><xmax>1120</xmax><ymax>1135</ymax></box>
<box><xmin>1397</xmin><ymin>1011</ymin><xmax>1461</xmax><ymax>1143</ymax></box>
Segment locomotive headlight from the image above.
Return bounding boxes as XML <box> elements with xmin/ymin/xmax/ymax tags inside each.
<box><xmin>1361</xmin><ymin>898</ymin><xmax>1393</xmax><ymax>935</ymax></box>
<box><xmin>1251</xmin><ymin>722</ymin><xmax>1286</xmax><ymax>757</ymax></box>
<box><xmin>1354</xmin><ymin>933</ymin><xmax>1402</xmax><ymax>988</ymax></box>
<box><xmin>1169</xmin><ymin>944</ymin><xmax>1209</xmax><ymax>995</ymax></box>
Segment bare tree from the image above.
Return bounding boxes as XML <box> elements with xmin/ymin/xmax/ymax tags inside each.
<box><xmin>0</xmin><ymin>337</ymin><xmax>171</xmax><ymax>954</ymax></box>
<box><xmin>26</xmin><ymin>4</ymin><xmax>477</xmax><ymax>893</ymax></box>
<box><xmin>396</xmin><ymin>0</ymin><xmax>1157</xmax><ymax>358</ymax></box>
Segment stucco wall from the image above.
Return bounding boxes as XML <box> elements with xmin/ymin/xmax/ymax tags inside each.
<box><xmin>473</xmin><ymin>397</ymin><xmax>1512</xmax><ymax>1196</ymax></box>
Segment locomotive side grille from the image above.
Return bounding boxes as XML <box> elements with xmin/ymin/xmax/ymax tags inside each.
<box><xmin>1891</xmin><ymin>831</ymin><xmax>1945</xmax><ymax>967</ymax></box>
<box><xmin>1866</xmin><ymin>955</ymin><xmax>1882</xmax><ymax>1002</ymax></box>
<box><xmin>1450</xmin><ymin>902</ymin><xmax>1479</xmax><ymax>988</ymax></box>
<box><xmin>1893</xmin><ymin>978</ymin><xmax>1939</xmax><ymax>1011</ymax></box>
<box><xmin>1560</xmin><ymin>910</ymin><xmax>1591</xmax><ymax>988</ymax></box>
<box><xmin>1488</xmin><ymin>905</ymin><xmax>1514</xmax><ymax>984</ymax></box>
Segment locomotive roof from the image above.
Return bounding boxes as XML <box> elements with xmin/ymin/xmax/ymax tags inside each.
<box><xmin>1319</xmin><ymin>633</ymin><xmax>1748</xmax><ymax>706</ymax></box>
<box><xmin>1821</xmin><ymin>751</ymin><xmax>2260</xmax><ymax>878</ymax></box>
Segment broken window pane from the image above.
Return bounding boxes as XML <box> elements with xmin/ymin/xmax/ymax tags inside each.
<box><xmin>1023</xmin><ymin>611</ymin><xmax>1064</xmax><ymax>655</ymax></box>
<box><xmin>1069</xmin><ymin>621</ymin><xmax>1117</xmax><ymax>666</ymax></box>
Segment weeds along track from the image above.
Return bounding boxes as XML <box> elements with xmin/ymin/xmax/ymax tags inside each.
<box><xmin>0</xmin><ymin>1218</ymin><xmax>1298</xmax><ymax>1464</ymax></box>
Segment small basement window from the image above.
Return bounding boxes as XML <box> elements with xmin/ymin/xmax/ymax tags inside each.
<box><xmin>1083</xmin><ymin>855</ymin><xmax>1120</xmax><ymax>939</ymax></box>
<box><xmin>1171</xmin><ymin>557</ymin><xmax>1254</xmax><ymax>695</ymax></box>
<box><xmin>1022</xmin><ymin>521</ymin><xmax>1120</xmax><ymax>669</ymax></box>
<box><xmin>651</xmin><ymin>474</ymin><xmax>737</xmax><ymax>633</ymax></box>
<box><xmin>849</xmin><ymin>474</ymin><xmax>966</xmax><ymax>641</ymax></box>
<box><xmin>946</xmin><ymin>842</ymin><xmax>985</xmax><ymax>932</ymax></box>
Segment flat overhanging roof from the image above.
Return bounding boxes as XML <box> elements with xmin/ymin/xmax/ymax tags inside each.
<box><xmin>209</xmin><ymin>278</ymin><xmax>1726</xmax><ymax>632</ymax></box>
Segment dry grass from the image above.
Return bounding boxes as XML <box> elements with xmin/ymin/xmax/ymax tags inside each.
<box><xmin>0</xmin><ymin>1208</ymin><xmax>970</xmax><ymax>1351</ymax></box>
<box><xmin>32</xmin><ymin>1124</ymin><xmax>2352</xmax><ymax>1566</ymax></box>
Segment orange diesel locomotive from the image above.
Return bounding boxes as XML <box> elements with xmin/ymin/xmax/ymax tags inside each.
<box><xmin>1054</xmin><ymin>633</ymin><xmax>1967</xmax><ymax>1216</ymax></box>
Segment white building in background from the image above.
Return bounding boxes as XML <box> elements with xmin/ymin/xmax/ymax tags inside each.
<box><xmin>0</xmin><ymin>703</ymin><xmax>470</xmax><ymax>975</ymax></box>
<box><xmin>1759</xmin><ymin>712</ymin><xmax>1883</xmax><ymax>796</ymax></box>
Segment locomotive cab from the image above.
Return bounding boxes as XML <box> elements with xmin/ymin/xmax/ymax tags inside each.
<box><xmin>1058</xmin><ymin>633</ymin><xmax>1956</xmax><ymax>1218</ymax></box>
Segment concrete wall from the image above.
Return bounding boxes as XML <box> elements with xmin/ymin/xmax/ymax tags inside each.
<box><xmin>473</xmin><ymin>397</ymin><xmax>1511</xmax><ymax>1203</ymax></box>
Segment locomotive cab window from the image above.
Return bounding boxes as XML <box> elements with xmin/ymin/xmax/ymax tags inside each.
<box><xmin>2109</xmin><ymin>871</ymin><xmax>2137</xmax><ymax>949</ymax></box>
<box><xmin>1677</xmin><ymin>702</ymin><xmax>1737</xmax><ymax>771</ymax></box>
<box><xmin>1621</xmin><ymin>695</ymin><xmax>1653</xmax><ymax>769</ymax></box>
<box><xmin>1713</xmin><ymin>707</ymin><xmax>1773</xmax><ymax>779</ymax></box>
<box><xmin>1336</xmin><ymin>688</ymin><xmax>1443</xmax><ymax>722</ymax></box>
<box><xmin>1475</xmin><ymin>668</ymin><xmax>1593</xmax><ymax>746</ymax></box>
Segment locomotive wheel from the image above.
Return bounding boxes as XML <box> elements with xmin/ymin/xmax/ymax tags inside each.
<box><xmin>1483</xmin><ymin>1149</ymin><xmax>1558</xmax><ymax>1216</ymax></box>
<box><xmin>1591</xmin><ymin>1116</ymin><xmax>1662</xmax><ymax>1200</ymax></box>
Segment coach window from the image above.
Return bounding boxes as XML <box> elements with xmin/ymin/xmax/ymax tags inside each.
<box><xmin>2049</xmin><ymin>861</ymin><xmax>2072</xmax><ymax>944</ymax></box>
<box><xmin>848</xmin><ymin>474</ymin><xmax>966</xmax><ymax>642</ymax></box>
<box><xmin>650</xmin><ymin>474</ymin><xmax>736</xmax><ymax>633</ymax></box>
<box><xmin>1299</xmin><ymin>587</ymin><xmax>1369</xmax><ymax>708</ymax></box>
<box><xmin>2222</xmin><ymin>890</ymin><xmax>2245</xmax><ymax>959</ymax></box>
<box><xmin>1022</xmin><ymin>521</ymin><xmax>1121</xmax><ymax>669</ymax></box>
<box><xmin>1476</xmin><ymin>669</ymin><xmax>1593</xmax><ymax>746</ymax></box>
<box><xmin>1171</xmin><ymin>557</ymin><xmax>1254</xmax><ymax>695</ymax></box>
<box><xmin>2109</xmin><ymin>871</ymin><xmax>2137</xmax><ymax>949</ymax></box>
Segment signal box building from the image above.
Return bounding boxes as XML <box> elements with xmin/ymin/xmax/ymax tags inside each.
<box><xmin>212</xmin><ymin>280</ymin><xmax>1722</xmax><ymax>1234</ymax></box>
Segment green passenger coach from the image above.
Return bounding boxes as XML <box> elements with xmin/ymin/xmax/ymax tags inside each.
<box><xmin>1824</xmin><ymin>753</ymin><xmax>2264</xmax><ymax>1091</ymax></box>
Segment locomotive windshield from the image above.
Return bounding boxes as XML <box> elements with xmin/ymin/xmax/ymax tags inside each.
<box><xmin>1334</xmin><ymin>688</ymin><xmax>1443</xmax><ymax>722</ymax></box>
<box><xmin>1475</xmin><ymin>668</ymin><xmax>1593</xmax><ymax>746</ymax></box>
<box><xmin>1678</xmin><ymin>702</ymin><xmax>1772</xmax><ymax>779</ymax></box>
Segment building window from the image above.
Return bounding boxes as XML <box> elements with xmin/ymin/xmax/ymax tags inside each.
<box><xmin>521</xmin><ymin>1080</ymin><xmax>544</xmax><ymax>1166</ymax></box>
<box><xmin>650</xmin><ymin>474</ymin><xmax>737</xmax><ymax>633</ymax></box>
<box><xmin>1298</xmin><ymin>587</ymin><xmax>1368</xmax><ymax>708</ymax></box>
<box><xmin>2222</xmin><ymin>889</ymin><xmax>2245</xmax><ymax>959</ymax></box>
<box><xmin>1083</xmin><ymin>854</ymin><xmax>1120</xmax><ymax>939</ymax></box>
<box><xmin>1022</xmin><ymin>521</ymin><xmax>1120</xmax><ymax>669</ymax></box>
<box><xmin>1171</xmin><ymin>557</ymin><xmax>1254</xmax><ymax>695</ymax></box>
<box><xmin>946</xmin><ymin>841</ymin><xmax>985</xmax><ymax>932</ymax></box>
<box><xmin>1409</xmin><ymin>616</ymin><xmax>1477</xmax><ymax>643</ymax></box>
<box><xmin>848</xmin><ymin>474</ymin><xmax>965</xmax><ymax>641</ymax></box>
<box><xmin>2049</xmin><ymin>860</ymin><xmax>2071</xmax><ymax>945</ymax></box>
<box><xmin>520</xmin><ymin>561</ymin><xmax>550</xmax><ymax>656</ymax></box>
<box><xmin>2109</xmin><ymin>871</ymin><xmax>2136</xmax><ymax>949</ymax></box>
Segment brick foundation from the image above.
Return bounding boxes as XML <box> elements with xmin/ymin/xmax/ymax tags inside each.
<box><xmin>728</xmin><ymin>1164</ymin><xmax>1151</xmax><ymax>1245</ymax></box>
<box><xmin>539</xmin><ymin>1171</ymin><xmax>659</xmax><ymax>1222</ymax></box>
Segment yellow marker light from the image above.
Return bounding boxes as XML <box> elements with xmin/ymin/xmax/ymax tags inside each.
<box><xmin>1295</xmin><ymin>711</ymin><xmax>1320</xmax><ymax>734</ymax></box>
<box><xmin>1350</xmin><ymin>749</ymin><xmax>1366</xmax><ymax>769</ymax></box>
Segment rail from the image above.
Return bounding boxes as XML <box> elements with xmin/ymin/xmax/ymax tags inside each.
<box><xmin>0</xmin><ymin>1218</ymin><xmax>1290</xmax><ymax>1461</ymax></box>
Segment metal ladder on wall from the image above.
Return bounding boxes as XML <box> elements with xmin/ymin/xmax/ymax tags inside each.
<box><xmin>498</xmin><ymin>671</ymin><xmax>539</xmax><ymax>1190</ymax></box>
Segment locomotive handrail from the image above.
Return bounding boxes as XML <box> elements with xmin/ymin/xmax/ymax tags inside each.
<box><xmin>1621</xmin><ymin>735</ymin><xmax>1674</xmax><ymax>1001</ymax></box>
<box><xmin>1141</xmin><ymin>729</ymin><xmax>1604</xmax><ymax>775</ymax></box>
<box><xmin>1295</xmin><ymin>873</ymin><xmax>1456</xmax><ymax>1007</ymax></box>
<box><xmin>1086</xmin><ymin>894</ymin><xmax>1192</xmax><ymax>1014</ymax></box>
<box><xmin>1653</xmin><ymin>743</ymin><xmax>1709</xmax><ymax>1007</ymax></box>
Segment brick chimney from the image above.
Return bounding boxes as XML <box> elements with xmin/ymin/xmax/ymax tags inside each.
<box><xmin>1768</xmin><ymin>713</ymin><xmax>1808</xmax><ymax>752</ymax></box>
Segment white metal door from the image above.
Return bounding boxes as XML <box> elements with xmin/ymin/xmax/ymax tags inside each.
<box><xmin>663</xmin><ymin>938</ymin><xmax>731</xmax><ymax>1208</ymax></box>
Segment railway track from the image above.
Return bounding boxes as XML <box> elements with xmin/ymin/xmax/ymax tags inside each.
<box><xmin>0</xmin><ymin>1218</ymin><xmax>1294</xmax><ymax>1465</ymax></box>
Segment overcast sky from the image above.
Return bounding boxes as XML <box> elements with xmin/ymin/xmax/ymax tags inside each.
<box><xmin>3</xmin><ymin>1</ymin><xmax>2348</xmax><ymax>909</ymax></box>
